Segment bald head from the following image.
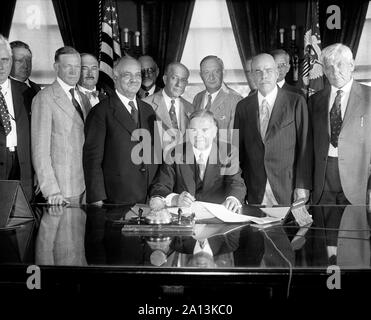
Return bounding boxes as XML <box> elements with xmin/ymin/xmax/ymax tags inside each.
<box><xmin>113</xmin><ymin>56</ymin><xmax>142</xmax><ymax>99</ymax></box>
<box><xmin>163</xmin><ymin>62</ymin><xmax>189</xmax><ymax>98</ymax></box>
<box><xmin>138</xmin><ymin>55</ymin><xmax>159</xmax><ymax>90</ymax></box>
<box><xmin>251</xmin><ymin>53</ymin><xmax>279</xmax><ymax>96</ymax></box>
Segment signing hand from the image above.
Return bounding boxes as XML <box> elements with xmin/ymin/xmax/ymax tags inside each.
<box><xmin>223</xmin><ymin>197</ymin><xmax>242</xmax><ymax>214</ymax></box>
<box><xmin>293</xmin><ymin>188</ymin><xmax>310</xmax><ymax>204</ymax></box>
<box><xmin>175</xmin><ymin>191</ymin><xmax>195</xmax><ymax>207</ymax></box>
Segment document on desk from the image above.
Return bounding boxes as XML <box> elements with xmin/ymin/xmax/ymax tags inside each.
<box><xmin>190</xmin><ymin>201</ymin><xmax>283</xmax><ymax>224</ymax></box>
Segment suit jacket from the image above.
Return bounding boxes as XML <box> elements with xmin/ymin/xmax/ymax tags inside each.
<box><xmin>31</xmin><ymin>80</ymin><xmax>91</xmax><ymax>199</ymax></box>
<box><xmin>137</xmin><ymin>85</ymin><xmax>162</xmax><ymax>100</ymax></box>
<box><xmin>149</xmin><ymin>141</ymin><xmax>246</xmax><ymax>204</ymax></box>
<box><xmin>143</xmin><ymin>90</ymin><xmax>194</xmax><ymax>150</ymax></box>
<box><xmin>0</xmin><ymin>79</ymin><xmax>34</xmax><ymax>200</ymax></box>
<box><xmin>28</xmin><ymin>79</ymin><xmax>41</xmax><ymax>96</ymax></box>
<box><xmin>282</xmin><ymin>82</ymin><xmax>305</xmax><ymax>97</ymax></box>
<box><xmin>234</xmin><ymin>87</ymin><xmax>312</xmax><ymax>204</ymax></box>
<box><xmin>83</xmin><ymin>93</ymin><xmax>159</xmax><ymax>204</ymax></box>
<box><xmin>310</xmin><ymin>81</ymin><xmax>371</xmax><ymax>205</ymax></box>
<box><xmin>193</xmin><ymin>83</ymin><xmax>242</xmax><ymax>133</ymax></box>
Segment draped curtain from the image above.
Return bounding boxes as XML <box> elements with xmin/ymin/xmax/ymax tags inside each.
<box><xmin>319</xmin><ymin>0</ymin><xmax>369</xmax><ymax>57</ymax></box>
<box><xmin>52</xmin><ymin>0</ymin><xmax>100</xmax><ymax>56</ymax></box>
<box><xmin>0</xmin><ymin>0</ymin><xmax>16</xmax><ymax>38</ymax></box>
<box><xmin>139</xmin><ymin>0</ymin><xmax>195</xmax><ymax>86</ymax></box>
<box><xmin>226</xmin><ymin>0</ymin><xmax>279</xmax><ymax>76</ymax></box>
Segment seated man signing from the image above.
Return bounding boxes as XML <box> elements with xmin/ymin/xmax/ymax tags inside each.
<box><xmin>149</xmin><ymin>110</ymin><xmax>246</xmax><ymax>213</ymax></box>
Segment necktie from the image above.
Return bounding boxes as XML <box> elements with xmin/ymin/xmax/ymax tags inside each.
<box><xmin>69</xmin><ymin>88</ymin><xmax>84</xmax><ymax>122</ymax></box>
<box><xmin>199</xmin><ymin>240</ymin><xmax>206</xmax><ymax>249</ymax></box>
<box><xmin>0</xmin><ymin>86</ymin><xmax>12</xmax><ymax>135</ymax></box>
<box><xmin>330</xmin><ymin>90</ymin><xmax>343</xmax><ymax>148</ymax></box>
<box><xmin>197</xmin><ymin>152</ymin><xmax>206</xmax><ymax>181</ymax></box>
<box><xmin>145</xmin><ymin>91</ymin><xmax>149</xmax><ymax>97</ymax></box>
<box><xmin>169</xmin><ymin>99</ymin><xmax>179</xmax><ymax>129</ymax></box>
<box><xmin>128</xmin><ymin>100</ymin><xmax>138</xmax><ymax>126</ymax></box>
<box><xmin>260</xmin><ymin>99</ymin><xmax>270</xmax><ymax>139</ymax></box>
<box><xmin>204</xmin><ymin>94</ymin><xmax>212</xmax><ymax>110</ymax></box>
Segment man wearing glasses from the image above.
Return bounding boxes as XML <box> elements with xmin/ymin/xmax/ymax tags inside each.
<box><xmin>234</xmin><ymin>53</ymin><xmax>312</xmax><ymax>206</ymax></box>
<box><xmin>270</xmin><ymin>49</ymin><xmax>304</xmax><ymax>96</ymax></box>
<box><xmin>137</xmin><ymin>55</ymin><xmax>162</xmax><ymax>99</ymax></box>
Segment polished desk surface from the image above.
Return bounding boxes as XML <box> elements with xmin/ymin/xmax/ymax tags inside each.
<box><xmin>1</xmin><ymin>204</ymin><xmax>370</xmax><ymax>270</ymax></box>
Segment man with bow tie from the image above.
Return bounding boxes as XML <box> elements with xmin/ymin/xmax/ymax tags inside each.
<box><xmin>78</xmin><ymin>53</ymin><xmax>107</xmax><ymax>107</ymax></box>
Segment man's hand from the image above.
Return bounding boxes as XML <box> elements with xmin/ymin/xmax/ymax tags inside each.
<box><xmin>47</xmin><ymin>193</ymin><xmax>69</xmax><ymax>206</ymax></box>
<box><xmin>149</xmin><ymin>197</ymin><xmax>166</xmax><ymax>211</ymax></box>
<box><xmin>293</xmin><ymin>188</ymin><xmax>310</xmax><ymax>204</ymax></box>
<box><xmin>175</xmin><ymin>191</ymin><xmax>195</xmax><ymax>207</ymax></box>
<box><xmin>223</xmin><ymin>197</ymin><xmax>242</xmax><ymax>214</ymax></box>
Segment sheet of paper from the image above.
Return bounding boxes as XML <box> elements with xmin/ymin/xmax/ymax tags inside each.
<box><xmin>260</xmin><ymin>207</ymin><xmax>290</xmax><ymax>219</ymax></box>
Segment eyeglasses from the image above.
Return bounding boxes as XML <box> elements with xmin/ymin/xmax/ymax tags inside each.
<box><xmin>277</xmin><ymin>63</ymin><xmax>289</xmax><ymax>69</ymax></box>
<box><xmin>141</xmin><ymin>68</ymin><xmax>156</xmax><ymax>76</ymax></box>
<box><xmin>253</xmin><ymin>68</ymin><xmax>275</xmax><ymax>77</ymax></box>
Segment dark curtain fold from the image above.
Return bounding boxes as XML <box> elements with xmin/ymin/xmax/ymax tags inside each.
<box><xmin>0</xmin><ymin>0</ymin><xmax>16</xmax><ymax>38</ymax></box>
<box><xmin>319</xmin><ymin>0</ymin><xmax>369</xmax><ymax>57</ymax></box>
<box><xmin>139</xmin><ymin>0</ymin><xmax>195</xmax><ymax>85</ymax></box>
<box><xmin>226</xmin><ymin>0</ymin><xmax>279</xmax><ymax>76</ymax></box>
<box><xmin>52</xmin><ymin>0</ymin><xmax>100</xmax><ymax>57</ymax></box>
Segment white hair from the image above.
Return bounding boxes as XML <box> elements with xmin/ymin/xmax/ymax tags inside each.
<box><xmin>320</xmin><ymin>43</ymin><xmax>353</xmax><ymax>66</ymax></box>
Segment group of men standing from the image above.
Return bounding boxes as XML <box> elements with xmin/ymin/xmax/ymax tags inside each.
<box><xmin>0</xmin><ymin>31</ymin><xmax>370</xmax><ymax>212</ymax></box>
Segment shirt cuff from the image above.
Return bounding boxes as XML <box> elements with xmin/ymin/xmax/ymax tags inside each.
<box><xmin>226</xmin><ymin>196</ymin><xmax>241</xmax><ymax>206</ymax></box>
<box><xmin>165</xmin><ymin>193</ymin><xmax>179</xmax><ymax>206</ymax></box>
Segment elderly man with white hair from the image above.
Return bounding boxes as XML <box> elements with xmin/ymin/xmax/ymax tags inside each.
<box><xmin>310</xmin><ymin>43</ymin><xmax>371</xmax><ymax>206</ymax></box>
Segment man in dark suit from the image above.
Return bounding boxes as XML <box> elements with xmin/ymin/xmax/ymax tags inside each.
<box><xmin>137</xmin><ymin>55</ymin><xmax>162</xmax><ymax>99</ymax></box>
<box><xmin>234</xmin><ymin>53</ymin><xmax>312</xmax><ymax>206</ymax></box>
<box><xmin>149</xmin><ymin>110</ymin><xmax>246</xmax><ymax>213</ymax></box>
<box><xmin>78</xmin><ymin>53</ymin><xmax>108</xmax><ymax>107</ymax></box>
<box><xmin>83</xmin><ymin>56</ymin><xmax>159</xmax><ymax>205</ymax></box>
<box><xmin>246</xmin><ymin>56</ymin><xmax>257</xmax><ymax>96</ymax></box>
<box><xmin>9</xmin><ymin>40</ymin><xmax>41</xmax><ymax>96</ymax></box>
<box><xmin>270</xmin><ymin>49</ymin><xmax>304</xmax><ymax>96</ymax></box>
<box><xmin>310</xmin><ymin>43</ymin><xmax>371</xmax><ymax>206</ymax></box>
<box><xmin>0</xmin><ymin>35</ymin><xmax>34</xmax><ymax>200</ymax></box>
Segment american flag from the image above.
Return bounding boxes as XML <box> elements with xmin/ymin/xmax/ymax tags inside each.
<box><xmin>301</xmin><ymin>0</ymin><xmax>324</xmax><ymax>100</ymax></box>
<box><xmin>99</xmin><ymin>0</ymin><xmax>122</xmax><ymax>87</ymax></box>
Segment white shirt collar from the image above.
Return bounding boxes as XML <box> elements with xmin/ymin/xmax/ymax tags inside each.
<box><xmin>277</xmin><ymin>79</ymin><xmax>285</xmax><ymax>88</ymax></box>
<box><xmin>192</xmin><ymin>143</ymin><xmax>213</xmax><ymax>164</ymax></box>
<box><xmin>330</xmin><ymin>78</ymin><xmax>353</xmax><ymax>95</ymax></box>
<box><xmin>205</xmin><ymin>87</ymin><xmax>222</xmax><ymax>103</ymax></box>
<box><xmin>0</xmin><ymin>78</ymin><xmax>10</xmax><ymax>94</ymax></box>
<box><xmin>257</xmin><ymin>85</ymin><xmax>278</xmax><ymax>112</ymax></box>
<box><xmin>78</xmin><ymin>85</ymin><xmax>97</xmax><ymax>93</ymax></box>
<box><xmin>116</xmin><ymin>89</ymin><xmax>137</xmax><ymax>111</ymax></box>
<box><xmin>162</xmin><ymin>89</ymin><xmax>179</xmax><ymax>111</ymax></box>
<box><xmin>57</xmin><ymin>77</ymin><xmax>76</xmax><ymax>96</ymax></box>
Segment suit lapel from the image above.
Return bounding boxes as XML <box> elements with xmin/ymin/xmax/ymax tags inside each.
<box><xmin>342</xmin><ymin>82</ymin><xmax>364</xmax><ymax>130</ymax></box>
<box><xmin>179</xmin><ymin>143</ymin><xmax>196</xmax><ymax>196</ymax></box>
<box><xmin>202</xmin><ymin>142</ymin><xmax>219</xmax><ymax>188</ymax></box>
<box><xmin>264</xmin><ymin>88</ymin><xmax>287</xmax><ymax>142</ymax></box>
<box><xmin>316</xmin><ymin>86</ymin><xmax>330</xmax><ymax>147</ymax></box>
<box><xmin>179</xmin><ymin>98</ymin><xmax>190</xmax><ymax>134</ymax></box>
<box><xmin>52</xmin><ymin>81</ymin><xmax>83</xmax><ymax>126</ymax></box>
<box><xmin>152</xmin><ymin>92</ymin><xmax>173</xmax><ymax>130</ymax></box>
<box><xmin>111</xmin><ymin>93</ymin><xmax>137</xmax><ymax>134</ymax></box>
<box><xmin>211</xmin><ymin>89</ymin><xmax>225</xmax><ymax>115</ymax></box>
<box><xmin>10</xmin><ymin>80</ymin><xmax>25</xmax><ymax>121</ymax></box>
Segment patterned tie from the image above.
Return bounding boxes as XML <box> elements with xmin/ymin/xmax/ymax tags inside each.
<box><xmin>205</xmin><ymin>93</ymin><xmax>212</xmax><ymax>110</ymax></box>
<box><xmin>330</xmin><ymin>90</ymin><xmax>343</xmax><ymax>148</ymax></box>
<box><xmin>197</xmin><ymin>152</ymin><xmax>206</xmax><ymax>181</ymax></box>
<box><xmin>128</xmin><ymin>100</ymin><xmax>138</xmax><ymax>126</ymax></box>
<box><xmin>260</xmin><ymin>99</ymin><xmax>270</xmax><ymax>139</ymax></box>
<box><xmin>169</xmin><ymin>99</ymin><xmax>179</xmax><ymax>129</ymax></box>
<box><xmin>0</xmin><ymin>86</ymin><xmax>12</xmax><ymax>135</ymax></box>
<box><xmin>69</xmin><ymin>88</ymin><xmax>84</xmax><ymax>122</ymax></box>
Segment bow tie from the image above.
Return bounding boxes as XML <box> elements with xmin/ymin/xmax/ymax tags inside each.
<box><xmin>86</xmin><ymin>90</ymin><xmax>99</xmax><ymax>99</ymax></box>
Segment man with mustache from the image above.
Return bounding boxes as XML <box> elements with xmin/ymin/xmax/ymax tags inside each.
<box><xmin>78</xmin><ymin>53</ymin><xmax>107</xmax><ymax>107</ymax></box>
<box><xmin>137</xmin><ymin>55</ymin><xmax>162</xmax><ymax>99</ymax></box>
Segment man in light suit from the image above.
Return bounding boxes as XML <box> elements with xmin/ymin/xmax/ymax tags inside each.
<box><xmin>83</xmin><ymin>56</ymin><xmax>159</xmax><ymax>205</ymax></box>
<box><xmin>234</xmin><ymin>53</ymin><xmax>312</xmax><ymax>205</ymax></box>
<box><xmin>310</xmin><ymin>43</ymin><xmax>371</xmax><ymax>206</ymax></box>
<box><xmin>32</xmin><ymin>46</ymin><xmax>90</xmax><ymax>205</ymax></box>
<box><xmin>137</xmin><ymin>55</ymin><xmax>162</xmax><ymax>99</ymax></box>
<box><xmin>9</xmin><ymin>40</ymin><xmax>41</xmax><ymax>96</ymax></box>
<box><xmin>193</xmin><ymin>55</ymin><xmax>242</xmax><ymax>142</ymax></box>
<box><xmin>150</xmin><ymin>110</ymin><xmax>246</xmax><ymax>213</ymax></box>
<box><xmin>270</xmin><ymin>49</ymin><xmax>304</xmax><ymax>97</ymax></box>
<box><xmin>0</xmin><ymin>35</ymin><xmax>34</xmax><ymax>201</ymax></box>
<box><xmin>143</xmin><ymin>62</ymin><xmax>194</xmax><ymax>154</ymax></box>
